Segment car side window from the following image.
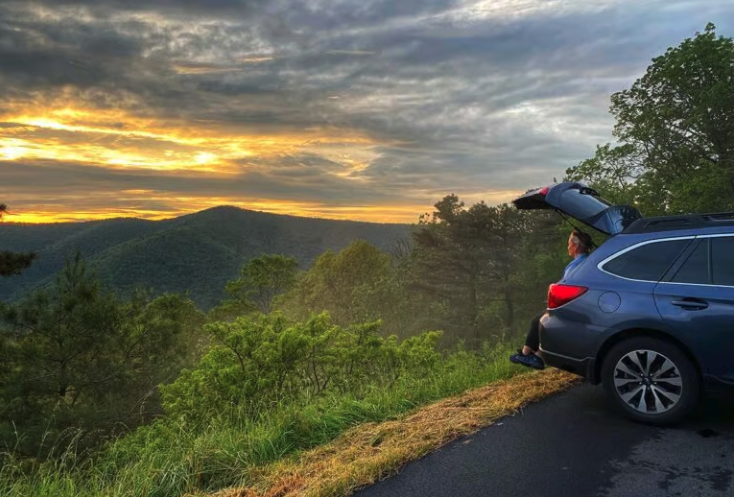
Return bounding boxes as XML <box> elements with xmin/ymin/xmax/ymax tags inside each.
<box><xmin>670</xmin><ymin>239</ymin><xmax>710</xmax><ymax>284</ymax></box>
<box><xmin>602</xmin><ymin>239</ymin><xmax>691</xmax><ymax>281</ymax></box>
<box><xmin>712</xmin><ymin>236</ymin><xmax>734</xmax><ymax>286</ymax></box>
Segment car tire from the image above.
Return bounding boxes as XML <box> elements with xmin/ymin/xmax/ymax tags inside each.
<box><xmin>601</xmin><ymin>336</ymin><xmax>700</xmax><ymax>425</ymax></box>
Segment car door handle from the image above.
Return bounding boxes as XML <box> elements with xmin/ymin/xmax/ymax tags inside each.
<box><xmin>671</xmin><ymin>299</ymin><xmax>709</xmax><ymax>310</ymax></box>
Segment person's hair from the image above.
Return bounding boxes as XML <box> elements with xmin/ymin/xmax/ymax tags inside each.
<box><xmin>571</xmin><ymin>228</ymin><xmax>593</xmax><ymax>253</ymax></box>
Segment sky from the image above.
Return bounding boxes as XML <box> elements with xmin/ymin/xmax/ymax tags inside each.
<box><xmin>0</xmin><ymin>0</ymin><xmax>732</xmax><ymax>224</ymax></box>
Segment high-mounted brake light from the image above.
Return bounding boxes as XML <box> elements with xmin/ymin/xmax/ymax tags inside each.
<box><xmin>547</xmin><ymin>283</ymin><xmax>588</xmax><ymax>309</ymax></box>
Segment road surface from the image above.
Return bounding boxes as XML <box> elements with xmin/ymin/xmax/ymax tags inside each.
<box><xmin>354</xmin><ymin>383</ymin><xmax>734</xmax><ymax>497</ymax></box>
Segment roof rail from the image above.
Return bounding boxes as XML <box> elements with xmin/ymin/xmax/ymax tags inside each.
<box><xmin>623</xmin><ymin>211</ymin><xmax>734</xmax><ymax>234</ymax></box>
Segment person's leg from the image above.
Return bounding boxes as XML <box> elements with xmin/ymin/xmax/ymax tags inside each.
<box><xmin>522</xmin><ymin>311</ymin><xmax>543</xmax><ymax>355</ymax></box>
<box><xmin>509</xmin><ymin>311</ymin><xmax>545</xmax><ymax>370</ymax></box>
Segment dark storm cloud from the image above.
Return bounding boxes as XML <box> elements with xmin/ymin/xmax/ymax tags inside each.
<box><xmin>0</xmin><ymin>159</ymin><xmax>399</xmax><ymax>204</ymax></box>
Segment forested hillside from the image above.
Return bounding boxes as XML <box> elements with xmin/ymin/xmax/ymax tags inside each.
<box><xmin>0</xmin><ymin>206</ymin><xmax>410</xmax><ymax>309</ymax></box>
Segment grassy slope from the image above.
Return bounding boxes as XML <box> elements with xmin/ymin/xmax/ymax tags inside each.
<box><xmin>0</xmin><ymin>350</ymin><xmax>580</xmax><ymax>497</ymax></box>
<box><xmin>208</xmin><ymin>369</ymin><xmax>579</xmax><ymax>497</ymax></box>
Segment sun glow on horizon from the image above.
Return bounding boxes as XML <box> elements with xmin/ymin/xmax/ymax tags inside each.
<box><xmin>0</xmin><ymin>102</ymin><xmax>425</xmax><ymax>223</ymax></box>
<box><xmin>1</xmin><ymin>98</ymin><xmax>520</xmax><ymax>225</ymax></box>
<box><xmin>0</xmin><ymin>104</ymin><xmax>386</xmax><ymax>175</ymax></box>
<box><xmin>2</xmin><ymin>186</ymin><xmax>524</xmax><ymax>225</ymax></box>
<box><xmin>4</xmin><ymin>200</ymin><xmax>434</xmax><ymax>225</ymax></box>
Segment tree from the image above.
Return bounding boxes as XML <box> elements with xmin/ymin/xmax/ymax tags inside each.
<box><xmin>409</xmin><ymin>196</ymin><xmax>542</xmax><ymax>346</ymax></box>
<box><xmin>284</xmin><ymin>240</ymin><xmax>395</xmax><ymax>327</ymax></box>
<box><xmin>0</xmin><ymin>203</ymin><xmax>36</xmax><ymax>277</ymax></box>
<box><xmin>477</xmin><ymin>203</ymin><xmax>536</xmax><ymax>334</ymax></box>
<box><xmin>0</xmin><ymin>253</ymin><xmax>204</xmax><ymax>458</ymax></box>
<box><xmin>566</xmin><ymin>144</ymin><xmax>643</xmax><ymax>203</ymax></box>
<box><xmin>213</xmin><ymin>254</ymin><xmax>299</xmax><ymax>319</ymax></box>
<box><xmin>568</xmin><ymin>23</ymin><xmax>734</xmax><ymax>215</ymax></box>
<box><xmin>409</xmin><ymin>195</ymin><xmax>490</xmax><ymax>344</ymax></box>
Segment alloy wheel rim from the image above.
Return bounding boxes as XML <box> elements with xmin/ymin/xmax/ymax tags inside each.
<box><xmin>613</xmin><ymin>349</ymin><xmax>683</xmax><ymax>414</ymax></box>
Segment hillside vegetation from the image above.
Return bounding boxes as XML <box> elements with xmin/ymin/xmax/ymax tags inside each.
<box><xmin>0</xmin><ymin>207</ymin><xmax>410</xmax><ymax>310</ymax></box>
<box><xmin>0</xmin><ymin>23</ymin><xmax>732</xmax><ymax>497</ymax></box>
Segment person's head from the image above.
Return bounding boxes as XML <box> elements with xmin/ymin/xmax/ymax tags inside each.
<box><xmin>568</xmin><ymin>229</ymin><xmax>592</xmax><ymax>257</ymax></box>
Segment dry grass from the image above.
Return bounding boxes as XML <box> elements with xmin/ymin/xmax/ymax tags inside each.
<box><xmin>198</xmin><ymin>369</ymin><xmax>581</xmax><ymax>497</ymax></box>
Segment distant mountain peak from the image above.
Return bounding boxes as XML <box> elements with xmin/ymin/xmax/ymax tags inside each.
<box><xmin>0</xmin><ymin>206</ymin><xmax>411</xmax><ymax>310</ymax></box>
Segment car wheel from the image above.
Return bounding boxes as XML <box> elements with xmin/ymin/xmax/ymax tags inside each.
<box><xmin>601</xmin><ymin>336</ymin><xmax>700</xmax><ymax>425</ymax></box>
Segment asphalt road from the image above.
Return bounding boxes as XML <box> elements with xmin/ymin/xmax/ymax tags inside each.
<box><xmin>354</xmin><ymin>383</ymin><xmax>734</xmax><ymax>497</ymax></box>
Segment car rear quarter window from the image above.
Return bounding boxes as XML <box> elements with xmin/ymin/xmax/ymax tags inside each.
<box><xmin>602</xmin><ymin>239</ymin><xmax>691</xmax><ymax>281</ymax></box>
<box><xmin>671</xmin><ymin>239</ymin><xmax>710</xmax><ymax>284</ymax></box>
<box><xmin>712</xmin><ymin>236</ymin><xmax>734</xmax><ymax>286</ymax></box>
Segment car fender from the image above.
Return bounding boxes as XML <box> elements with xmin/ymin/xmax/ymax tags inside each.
<box><xmin>592</xmin><ymin>317</ymin><xmax>703</xmax><ymax>382</ymax></box>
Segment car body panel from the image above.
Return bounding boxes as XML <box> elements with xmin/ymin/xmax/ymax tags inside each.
<box><xmin>652</xmin><ymin>234</ymin><xmax>734</xmax><ymax>384</ymax></box>
<box><xmin>511</xmin><ymin>182</ymin><xmax>642</xmax><ymax>235</ymax></box>
<box><xmin>538</xmin><ymin>277</ymin><xmax>679</xmax><ymax>383</ymax></box>
<box><xmin>654</xmin><ymin>280</ymin><xmax>734</xmax><ymax>383</ymax></box>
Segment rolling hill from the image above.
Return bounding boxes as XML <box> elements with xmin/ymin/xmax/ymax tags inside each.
<box><xmin>0</xmin><ymin>207</ymin><xmax>412</xmax><ymax>310</ymax></box>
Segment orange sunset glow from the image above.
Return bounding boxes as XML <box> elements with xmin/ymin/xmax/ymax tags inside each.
<box><xmin>1</xmin><ymin>106</ymin><xmax>382</xmax><ymax>172</ymax></box>
<box><xmin>0</xmin><ymin>97</ymin><xmax>522</xmax><ymax>224</ymax></box>
<box><xmin>1</xmin><ymin>101</ymin><xmax>442</xmax><ymax>224</ymax></box>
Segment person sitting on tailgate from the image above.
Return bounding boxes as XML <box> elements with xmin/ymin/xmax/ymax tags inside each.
<box><xmin>509</xmin><ymin>228</ymin><xmax>593</xmax><ymax>370</ymax></box>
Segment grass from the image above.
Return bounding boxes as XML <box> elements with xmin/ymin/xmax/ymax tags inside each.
<box><xmin>200</xmin><ymin>369</ymin><xmax>579</xmax><ymax>497</ymax></box>
<box><xmin>0</xmin><ymin>347</ymin><xmax>580</xmax><ymax>497</ymax></box>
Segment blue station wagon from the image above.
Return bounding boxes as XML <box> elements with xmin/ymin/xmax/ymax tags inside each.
<box><xmin>513</xmin><ymin>182</ymin><xmax>734</xmax><ymax>424</ymax></box>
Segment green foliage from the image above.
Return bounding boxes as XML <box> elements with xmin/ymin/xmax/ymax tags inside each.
<box><xmin>0</xmin><ymin>203</ymin><xmax>36</xmax><ymax>278</ymax></box>
<box><xmin>212</xmin><ymin>254</ymin><xmax>299</xmax><ymax>320</ymax></box>
<box><xmin>0</xmin><ymin>251</ymin><xmax>36</xmax><ymax>279</ymax></box>
<box><xmin>269</xmin><ymin>202</ymin><xmax>567</xmax><ymax>351</ymax></box>
<box><xmin>161</xmin><ymin>312</ymin><xmax>443</xmax><ymax>425</ymax></box>
<box><xmin>281</xmin><ymin>240</ymin><xmax>400</xmax><ymax>326</ymax></box>
<box><xmin>568</xmin><ymin>23</ymin><xmax>734</xmax><ymax>215</ymax></box>
<box><xmin>0</xmin><ymin>254</ymin><xmax>204</xmax><ymax>460</ymax></box>
<box><xmin>0</xmin><ymin>208</ymin><xmax>409</xmax><ymax>310</ymax></box>
<box><xmin>566</xmin><ymin>144</ymin><xmax>645</xmax><ymax>205</ymax></box>
<box><xmin>408</xmin><ymin>196</ymin><xmax>560</xmax><ymax>346</ymax></box>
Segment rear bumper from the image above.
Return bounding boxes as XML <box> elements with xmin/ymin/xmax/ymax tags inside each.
<box><xmin>538</xmin><ymin>348</ymin><xmax>599</xmax><ymax>383</ymax></box>
<box><xmin>540</xmin><ymin>350</ymin><xmax>734</xmax><ymax>390</ymax></box>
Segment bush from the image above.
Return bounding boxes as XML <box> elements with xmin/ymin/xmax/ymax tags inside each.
<box><xmin>160</xmin><ymin>312</ymin><xmax>443</xmax><ymax>425</ymax></box>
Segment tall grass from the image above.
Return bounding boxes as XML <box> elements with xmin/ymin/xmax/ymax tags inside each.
<box><xmin>0</xmin><ymin>344</ymin><xmax>523</xmax><ymax>497</ymax></box>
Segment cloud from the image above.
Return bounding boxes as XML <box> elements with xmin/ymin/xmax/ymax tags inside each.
<box><xmin>0</xmin><ymin>0</ymin><xmax>271</xmax><ymax>18</ymax></box>
<box><xmin>0</xmin><ymin>0</ymin><xmax>733</xmax><ymax>223</ymax></box>
<box><xmin>0</xmin><ymin>157</ymin><xmax>436</xmax><ymax>223</ymax></box>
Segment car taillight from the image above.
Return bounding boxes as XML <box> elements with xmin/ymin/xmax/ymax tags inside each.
<box><xmin>540</xmin><ymin>186</ymin><xmax>549</xmax><ymax>196</ymax></box>
<box><xmin>547</xmin><ymin>283</ymin><xmax>588</xmax><ymax>309</ymax></box>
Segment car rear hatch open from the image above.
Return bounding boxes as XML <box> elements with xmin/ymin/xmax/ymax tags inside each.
<box><xmin>512</xmin><ymin>182</ymin><xmax>642</xmax><ymax>236</ymax></box>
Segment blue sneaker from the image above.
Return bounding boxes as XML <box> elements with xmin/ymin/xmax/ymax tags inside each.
<box><xmin>509</xmin><ymin>349</ymin><xmax>545</xmax><ymax>370</ymax></box>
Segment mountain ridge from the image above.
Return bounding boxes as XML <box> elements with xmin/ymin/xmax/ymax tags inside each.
<box><xmin>0</xmin><ymin>206</ymin><xmax>413</xmax><ymax>310</ymax></box>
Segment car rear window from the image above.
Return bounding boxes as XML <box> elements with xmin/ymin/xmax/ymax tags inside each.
<box><xmin>712</xmin><ymin>236</ymin><xmax>734</xmax><ymax>286</ymax></box>
<box><xmin>602</xmin><ymin>239</ymin><xmax>691</xmax><ymax>281</ymax></box>
<box><xmin>558</xmin><ymin>188</ymin><xmax>612</xmax><ymax>220</ymax></box>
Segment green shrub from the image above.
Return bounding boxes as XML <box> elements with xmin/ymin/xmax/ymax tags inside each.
<box><xmin>160</xmin><ymin>312</ymin><xmax>443</xmax><ymax>425</ymax></box>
